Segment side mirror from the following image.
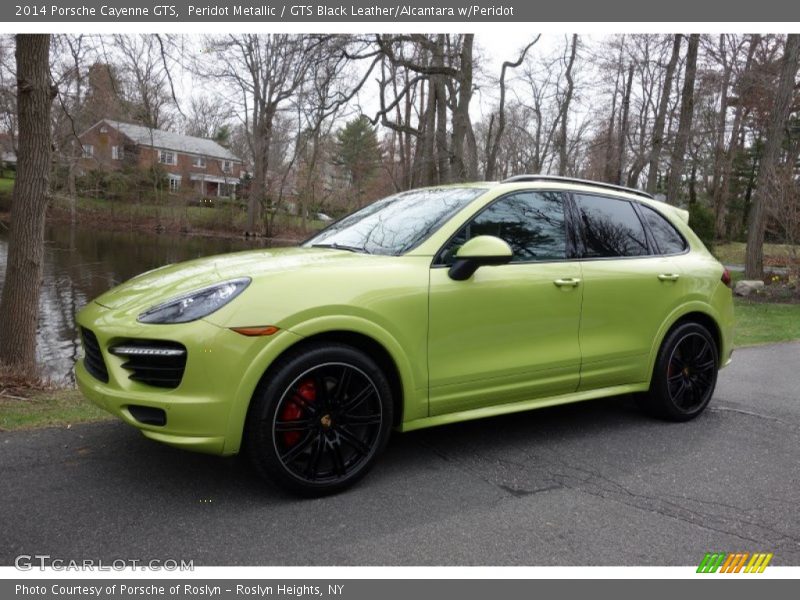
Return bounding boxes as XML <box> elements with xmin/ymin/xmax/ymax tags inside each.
<box><xmin>448</xmin><ymin>235</ymin><xmax>513</xmax><ymax>281</ymax></box>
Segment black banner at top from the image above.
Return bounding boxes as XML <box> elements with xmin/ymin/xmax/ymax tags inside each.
<box><xmin>4</xmin><ymin>0</ymin><xmax>800</xmax><ymax>23</ymax></box>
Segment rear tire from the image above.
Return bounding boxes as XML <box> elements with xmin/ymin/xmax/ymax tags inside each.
<box><xmin>639</xmin><ymin>322</ymin><xmax>719</xmax><ymax>422</ymax></box>
<box><xmin>245</xmin><ymin>343</ymin><xmax>393</xmax><ymax>496</ymax></box>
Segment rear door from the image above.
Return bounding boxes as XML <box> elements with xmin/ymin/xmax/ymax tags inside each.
<box><xmin>427</xmin><ymin>191</ymin><xmax>583</xmax><ymax>416</ymax></box>
<box><xmin>572</xmin><ymin>193</ymin><xmax>688</xmax><ymax>390</ymax></box>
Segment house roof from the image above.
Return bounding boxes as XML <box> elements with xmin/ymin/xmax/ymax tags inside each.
<box><xmin>86</xmin><ymin>119</ymin><xmax>241</xmax><ymax>162</ymax></box>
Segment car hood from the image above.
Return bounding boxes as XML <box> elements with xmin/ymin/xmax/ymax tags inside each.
<box><xmin>93</xmin><ymin>246</ymin><xmax>372</xmax><ymax>312</ymax></box>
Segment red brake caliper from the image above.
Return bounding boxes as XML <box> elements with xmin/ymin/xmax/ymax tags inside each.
<box><xmin>281</xmin><ymin>379</ymin><xmax>317</xmax><ymax>447</ymax></box>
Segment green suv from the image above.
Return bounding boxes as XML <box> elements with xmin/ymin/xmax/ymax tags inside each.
<box><xmin>76</xmin><ymin>176</ymin><xmax>734</xmax><ymax>495</ymax></box>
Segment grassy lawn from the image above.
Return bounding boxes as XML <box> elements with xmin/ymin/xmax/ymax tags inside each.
<box><xmin>733</xmin><ymin>298</ymin><xmax>800</xmax><ymax>347</ymax></box>
<box><xmin>0</xmin><ymin>388</ymin><xmax>109</xmax><ymax>431</ymax></box>
<box><xmin>714</xmin><ymin>241</ymin><xmax>797</xmax><ymax>266</ymax></box>
<box><xmin>0</xmin><ymin>176</ymin><xmax>14</xmax><ymax>192</ymax></box>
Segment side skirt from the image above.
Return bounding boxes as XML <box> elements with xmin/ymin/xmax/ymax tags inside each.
<box><xmin>398</xmin><ymin>383</ymin><xmax>650</xmax><ymax>433</ymax></box>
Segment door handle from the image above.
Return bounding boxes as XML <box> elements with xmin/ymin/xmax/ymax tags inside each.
<box><xmin>658</xmin><ymin>273</ymin><xmax>680</xmax><ymax>281</ymax></box>
<box><xmin>553</xmin><ymin>278</ymin><xmax>581</xmax><ymax>287</ymax></box>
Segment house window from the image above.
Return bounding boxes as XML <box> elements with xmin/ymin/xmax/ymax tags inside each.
<box><xmin>82</xmin><ymin>144</ymin><xmax>94</xmax><ymax>158</ymax></box>
<box><xmin>159</xmin><ymin>150</ymin><xmax>177</xmax><ymax>165</ymax></box>
<box><xmin>168</xmin><ymin>175</ymin><xmax>181</xmax><ymax>192</ymax></box>
<box><xmin>192</xmin><ymin>156</ymin><xmax>206</xmax><ymax>168</ymax></box>
<box><xmin>111</xmin><ymin>146</ymin><xmax>123</xmax><ymax>160</ymax></box>
<box><xmin>221</xmin><ymin>160</ymin><xmax>232</xmax><ymax>173</ymax></box>
<box><xmin>219</xmin><ymin>183</ymin><xmax>237</xmax><ymax>198</ymax></box>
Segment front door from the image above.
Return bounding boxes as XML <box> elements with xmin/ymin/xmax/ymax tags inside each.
<box><xmin>427</xmin><ymin>191</ymin><xmax>583</xmax><ymax>416</ymax></box>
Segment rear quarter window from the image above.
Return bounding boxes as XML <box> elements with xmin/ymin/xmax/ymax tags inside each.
<box><xmin>639</xmin><ymin>205</ymin><xmax>688</xmax><ymax>255</ymax></box>
<box><xmin>573</xmin><ymin>194</ymin><xmax>649</xmax><ymax>258</ymax></box>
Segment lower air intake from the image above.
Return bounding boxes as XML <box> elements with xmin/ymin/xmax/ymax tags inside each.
<box><xmin>110</xmin><ymin>341</ymin><xmax>187</xmax><ymax>389</ymax></box>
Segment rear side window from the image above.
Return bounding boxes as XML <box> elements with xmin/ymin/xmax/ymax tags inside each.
<box><xmin>438</xmin><ymin>191</ymin><xmax>567</xmax><ymax>264</ymax></box>
<box><xmin>573</xmin><ymin>194</ymin><xmax>649</xmax><ymax>258</ymax></box>
<box><xmin>639</xmin><ymin>205</ymin><xmax>688</xmax><ymax>255</ymax></box>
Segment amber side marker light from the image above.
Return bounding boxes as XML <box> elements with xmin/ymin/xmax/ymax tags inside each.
<box><xmin>230</xmin><ymin>326</ymin><xmax>280</xmax><ymax>336</ymax></box>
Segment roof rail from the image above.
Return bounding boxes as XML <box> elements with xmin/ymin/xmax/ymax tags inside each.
<box><xmin>501</xmin><ymin>174</ymin><xmax>654</xmax><ymax>200</ymax></box>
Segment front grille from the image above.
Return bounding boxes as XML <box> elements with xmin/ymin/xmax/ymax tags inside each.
<box><xmin>110</xmin><ymin>341</ymin><xmax>187</xmax><ymax>389</ymax></box>
<box><xmin>81</xmin><ymin>327</ymin><xmax>109</xmax><ymax>383</ymax></box>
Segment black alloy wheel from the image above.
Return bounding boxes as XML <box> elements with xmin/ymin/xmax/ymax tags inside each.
<box><xmin>246</xmin><ymin>344</ymin><xmax>393</xmax><ymax>495</ymax></box>
<box><xmin>640</xmin><ymin>322</ymin><xmax>719</xmax><ymax>422</ymax></box>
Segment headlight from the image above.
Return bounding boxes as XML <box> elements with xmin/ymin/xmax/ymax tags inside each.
<box><xmin>138</xmin><ymin>278</ymin><xmax>251</xmax><ymax>324</ymax></box>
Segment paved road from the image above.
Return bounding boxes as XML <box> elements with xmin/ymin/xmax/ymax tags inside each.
<box><xmin>2</xmin><ymin>343</ymin><xmax>799</xmax><ymax>566</ymax></box>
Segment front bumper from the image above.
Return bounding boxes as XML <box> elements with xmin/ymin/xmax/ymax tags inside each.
<box><xmin>75</xmin><ymin>301</ymin><xmax>302</xmax><ymax>455</ymax></box>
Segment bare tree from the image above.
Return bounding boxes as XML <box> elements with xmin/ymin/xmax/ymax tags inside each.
<box><xmin>556</xmin><ymin>34</ymin><xmax>578</xmax><ymax>176</ymax></box>
<box><xmin>0</xmin><ymin>34</ymin><xmax>56</xmax><ymax>372</ymax></box>
<box><xmin>110</xmin><ymin>34</ymin><xmax>176</xmax><ymax>129</ymax></box>
<box><xmin>616</xmin><ymin>62</ymin><xmax>635</xmax><ymax>184</ymax></box>
<box><xmin>484</xmin><ymin>37</ymin><xmax>540</xmax><ymax>180</ymax></box>
<box><xmin>202</xmin><ymin>34</ymin><xmax>331</xmax><ymax>233</ymax></box>
<box><xmin>665</xmin><ymin>34</ymin><xmax>700</xmax><ymax>204</ymax></box>
<box><xmin>362</xmin><ymin>34</ymin><xmax>478</xmax><ymax>186</ymax></box>
<box><xmin>713</xmin><ymin>34</ymin><xmax>761</xmax><ymax>238</ymax></box>
<box><xmin>646</xmin><ymin>34</ymin><xmax>681</xmax><ymax>194</ymax></box>
<box><xmin>183</xmin><ymin>95</ymin><xmax>234</xmax><ymax>141</ymax></box>
<box><xmin>745</xmin><ymin>34</ymin><xmax>800</xmax><ymax>278</ymax></box>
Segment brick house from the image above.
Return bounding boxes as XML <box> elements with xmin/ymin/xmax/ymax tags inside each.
<box><xmin>77</xmin><ymin>119</ymin><xmax>245</xmax><ymax>198</ymax></box>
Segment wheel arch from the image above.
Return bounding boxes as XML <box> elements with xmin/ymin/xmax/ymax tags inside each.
<box><xmin>224</xmin><ymin>318</ymin><xmax>421</xmax><ymax>455</ymax></box>
<box><xmin>647</xmin><ymin>304</ymin><xmax>725</xmax><ymax>383</ymax></box>
<box><xmin>272</xmin><ymin>330</ymin><xmax>406</xmax><ymax>429</ymax></box>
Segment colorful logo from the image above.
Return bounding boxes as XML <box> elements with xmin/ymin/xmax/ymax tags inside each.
<box><xmin>697</xmin><ymin>552</ymin><xmax>773</xmax><ymax>573</ymax></box>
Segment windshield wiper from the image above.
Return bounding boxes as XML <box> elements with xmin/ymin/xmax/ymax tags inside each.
<box><xmin>310</xmin><ymin>243</ymin><xmax>371</xmax><ymax>254</ymax></box>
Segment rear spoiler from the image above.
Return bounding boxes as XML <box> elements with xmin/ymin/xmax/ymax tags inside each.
<box><xmin>671</xmin><ymin>207</ymin><xmax>690</xmax><ymax>224</ymax></box>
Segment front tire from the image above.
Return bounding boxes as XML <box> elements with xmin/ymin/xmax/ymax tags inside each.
<box><xmin>639</xmin><ymin>322</ymin><xmax>719</xmax><ymax>422</ymax></box>
<box><xmin>245</xmin><ymin>343</ymin><xmax>393</xmax><ymax>496</ymax></box>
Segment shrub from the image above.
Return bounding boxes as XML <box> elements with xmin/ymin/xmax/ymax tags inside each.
<box><xmin>689</xmin><ymin>203</ymin><xmax>716</xmax><ymax>251</ymax></box>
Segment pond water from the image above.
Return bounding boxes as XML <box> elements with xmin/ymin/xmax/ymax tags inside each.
<box><xmin>0</xmin><ymin>224</ymin><xmax>280</xmax><ymax>384</ymax></box>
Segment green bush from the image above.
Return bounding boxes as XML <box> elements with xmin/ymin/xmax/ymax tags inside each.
<box><xmin>689</xmin><ymin>203</ymin><xmax>716</xmax><ymax>251</ymax></box>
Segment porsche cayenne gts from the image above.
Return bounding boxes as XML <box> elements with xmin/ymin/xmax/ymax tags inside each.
<box><xmin>76</xmin><ymin>175</ymin><xmax>734</xmax><ymax>495</ymax></box>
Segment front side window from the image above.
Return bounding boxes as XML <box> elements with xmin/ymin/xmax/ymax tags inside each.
<box><xmin>574</xmin><ymin>194</ymin><xmax>649</xmax><ymax>258</ymax></box>
<box><xmin>159</xmin><ymin>150</ymin><xmax>177</xmax><ymax>165</ymax></box>
<box><xmin>304</xmin><ymin>187</ymin><xmax>486</xmax><ymax>256</ymax></box>
<box><xmin>438</xmin><ymin>191</ymin><xmax>567</xmax><ymax>264</ymax></box>
<box><xmin>168</xmin><ymin>175</ymin><xmax>181</xmax><ymax>192</ymax></box>
<box><xmin>639</xmin><ymin>204</ymin><xmax>687</xmax><ymax>255</ymax></box>
<box><xmin>82</xmin><ymin>144</ymin><xmax>93</xmax><ymax>158</ymax></box>
<box><xmin>111</xmin><ymin>145</ymin><xmax>123</xmax><ymax>160</ymax></box>
<box><xmin>192</xmin><ymin>156</ymin><xmax>206</xmax><ymax>168</ymax></box>
<box><xmin>221</xmin><ymin>160</ymin><xmax>232</xmax><ymax>172</ymax></box>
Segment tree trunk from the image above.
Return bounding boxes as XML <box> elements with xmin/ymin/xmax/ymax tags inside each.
<box><xmin>485</xmin><ymin>37</ymin><xmax>538</xmax><ymax>181</ymax></box>
<box><xmin>616</xmin><ymin>63</ymin><xmax>635</xmax><ymax>185</ymax></box>
<box><xmin>603</xmin><ymin>50</ymin><xmax>622</xmax><ymax>184</ymax></box>
<box><xmin>0</xmin><ymin>34</ymin><xmax>55</xmax><ymax>372</ymax></box>
<box><xmin>715</xmin><ymin>34</ymin><xmax>760</xmax><ymax>239</ymax></box>
<box><xmin>745</xmin><ymin>34</ymin><xmax>800</xmax><ymax>279</ymax></box>
<box><xmin>557</xmin><ymin>34</ymin><xmax>578</xmax><ymax>176</ymax></box>
<box><xmin>450</xmin><ymin>35</ymin><xmax>474</xmax><ymax>182</ymax></box>
<box><xmin>646</xmin><ymin>34</ymin><xmax>682</xmax><ymax>194</ymax></box>
<box><xmin>710</xmin><ymin>35</ymin><xmax>732</xmax><ymax>225</ymax></box>
<box><xmin>665</xmin><ymin>34</ymin><xmax>700</xmax><ymax>204</ymax></box>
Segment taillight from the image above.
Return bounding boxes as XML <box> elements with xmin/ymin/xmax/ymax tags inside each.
<box><xmin>721</xmin><ymin>268</ymin><xmax>732</xmax><ymax>288</ymax></box>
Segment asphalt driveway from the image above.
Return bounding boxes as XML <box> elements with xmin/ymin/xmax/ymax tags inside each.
<box><xmin>2</xmin><ymin>342</ymin><xmax>799</xmax><ymax>566</ymax></box>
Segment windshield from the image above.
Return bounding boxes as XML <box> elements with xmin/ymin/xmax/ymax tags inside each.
<box><xmin>304</xmin><ymin>187</ymin><xmax>486</xmax><ymax>256</ymax></box>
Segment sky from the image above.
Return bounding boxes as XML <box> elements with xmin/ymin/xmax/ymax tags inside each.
<box><xmin>164</xmin><ymin>33</ymin><xmax>572</xmax><ymax>133</ymax></box>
